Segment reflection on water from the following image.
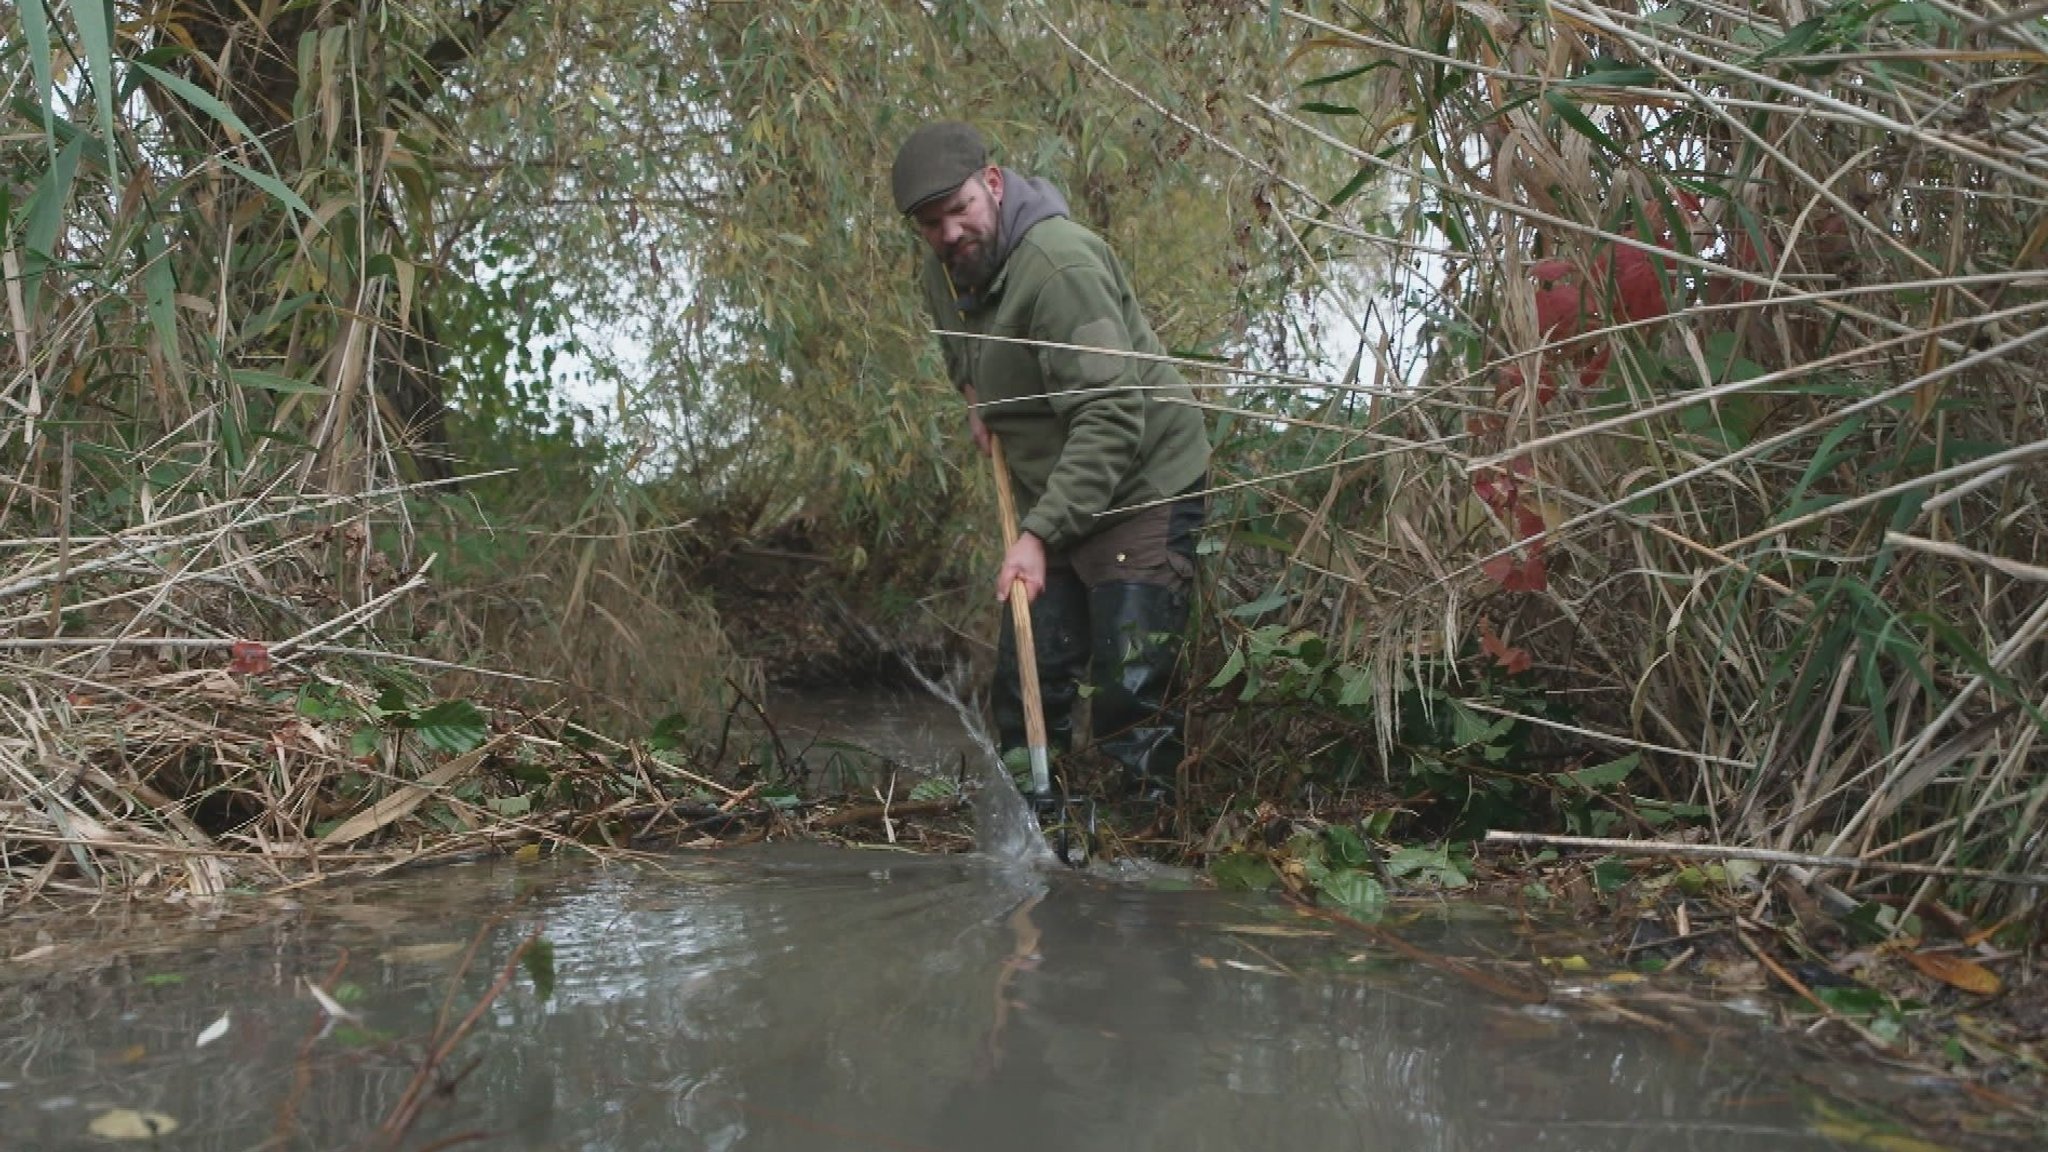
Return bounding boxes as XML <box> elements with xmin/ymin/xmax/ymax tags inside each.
<box><xmin>1</xmin><ymin>847</ymin><xmax>1894</xmax><ymax>1151</ymax></box>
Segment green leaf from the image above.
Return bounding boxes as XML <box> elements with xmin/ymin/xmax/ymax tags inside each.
<box><xmin>1384</xmin><ymin>845</ymin><xmax>1471</xmax><ymax>888</ymax></box>
<box><xmin>1207</xmin><ymin>647</ymin><xmax>1246</xmax><ymax>689</ymax></box>
<box><xmin>487</xmin><ymin>794</ymin><xmax>532</xmax><ymax>817</ymax></box>
<box><xmin>406</xmin><ymin>700</ymin><xmax>488</xmax><ymax>755</ymax></box>
<box><xmin>1334</xmin><ymin>665</ymin><xmax>1372</xmax><ymax>710</ymax></box>
<box><xmin>1552</xmin><ymin>753</ymin><xmax>1640</xmax><ymax>791</ymax></box>
<box><xmin>1327</xmin><ymin>164</ymin><xmax>1375</xmax><ymax>209</ymax></box>
<box><xmin>1227</xmin><ymin>590</ymin><xmax>1289</xmax><ymax>619</ymax></box>
<box><xmin>1319</xmin><ymin>870</ymin><xmax>1387</xmax><ymax>920</ymax></box>
<box><xmin>132</xmin><ymin>60</ymin><xmax>264</xmax><ymax>151</ymax></box>
<box><xmin>231</xmin><ymin>369</ymin><xmax>328</xmax><ymax>395</ymax></box>
<box><xmin>1300</xmin><ymin>101</ymin><xmax>1358</xmax><ymax>116</ymax></box>
<box><xmin>647</xmin><ymin>712</ymin><xmax>690</xmax><ymax>752</ymax></box>
<box><xmin>1814</xmin><ymin>984</ymin><xmax>1890</xmax><ymax>1015</ymax></box>
<box><xmin>221</xmin><ymin>157</ymin><xmax>314</xmax><ymax>222</ymax></box>
<box><xmin>521</xmin><ymin>937</ymin><xmax>556</xmax><ymax>1002</ymax></box>
<box><xmin>348</xmin><ymin>726</ymin><xmax>381</xmax><ymax>759</ymax></box>
<box><xmin>1324</xmin><ymin>824</ymin><xmax>1370</xmax><ymax>869</ymax></box>
<box><xmin>1592</xmin><ymin>856</ymin><xmax>1632</xmax><ymax>893</ymax></box>
<box><xmin>1210</xmin><ymin>852</ymin><xmax>1277</xmax><ymax>891</ymax></box>
<box><xmin>1447</xmin><ymin>701</ymin><xmax>1514</xmax><ymax>748</ymax></box>
<box><xmin>1302</xmin><ymin>62</ymin><xmax>1389</xmax><ymax>88</ymax></box>
<box><xmin>1561</xmin><ymin>61</ymin><xmax>1659</xmax><ymax>88</ymax></box>
<box><xmin>1746</xmin><ymin>16</ymin><xmax>1827</xmax><ymax>65</ymax></box>
<box><xmin>139</xmin><ymin>222</ymin><xmax>180</xmax><ymax>372</ymax></box>
<box><xmin>908</xmin><ymin>776</ymin><xmax>957</xmax><ymax>802</ymax></box>
<box><xmin>21</xmin><ymin>0</ymin><xmax>56</xmax><ymax>147</ymax></box>
<box><xmin>74</xmin><ymin>0</ymin><xmax>120</xmax><ymax>189</ymax></box>
<box><xmin>21</xmin><ymin>132</ymin><xmax>84</xmax><ymax>312</ymax></box>
<box><xmin>1544</xmin><ymin>91</ymin><xmax>1625</xmax><ymax>157</ymax></box>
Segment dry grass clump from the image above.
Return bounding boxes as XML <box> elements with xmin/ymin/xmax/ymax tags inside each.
<box><xmin>0</xmin><ymin>0</ymin><xmax>763</xmax><ymax>905</ymax></box>
<box><xmin>408</xmin><ymin>494</ymin><xmax>761</xmax><ymax>733</ymax></box>
<box><xmin>0</xmin><ymin>489</ymin><xmax>783</xmax><ymax>907</ymax></box>
<box><xmin>1206</xmin><ymin>2</ymin><xmax>2048</xmax><ymax>915</ymax></box>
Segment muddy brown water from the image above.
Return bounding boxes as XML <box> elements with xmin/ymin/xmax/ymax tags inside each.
<box><xmin>0</xmin><ymin>692</ymin><xmax>1944</xmax><ymax>1150</ymax></box>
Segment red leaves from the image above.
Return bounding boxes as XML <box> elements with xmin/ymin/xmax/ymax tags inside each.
<box><xmin>1472</xmin><ymin>456</ymin><xmax>1549</xmax><ymax>593</ymax></box>
<box><xmin>1609</xmin><ymin>244</ymin><xmax>1671</xmax><ymax>325</ymax></box>
<box><xmin>1478</xmin><ymin>619</ymin><xmax>1532</xmax><ymax>676</ymax></box>
<box><xmin>1472</xmin><ymin>455</ymin><xmax>1532</xmax><ymax>513</ymax></box>
<box><xmin>1474</xmin><ymin>230</ymin><xmax>1683</xmax><ymax>594</ymax></box>
<box><xmin>228</xmin><ymin>641</ymin><xmax>272</xmax><ymax>676</ymax></box>
<box><xmin>1479</xmin><ymin>504</ymin><xmax>1550</xmax><ymax>593</ymax></box>
<box><xmin>1504</xmin><ymin>240</ymin><xmax>1671</xmax><ymax>403</ymax></box>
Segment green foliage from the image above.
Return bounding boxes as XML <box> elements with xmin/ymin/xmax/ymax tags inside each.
<box><xmin>1210</xmin><ymin>851</ymin><xmax>1279</xmax><ymax>892</ymax></box>
<box><xmin>1291</xmin><ymin>828</ymin><xmax>1388</xmax><ymax>919</ymax></box>
<box><xmin>1208</xmin><ymin>617</ymin><xmax>1570</xmax><ymax>834</ymax></box>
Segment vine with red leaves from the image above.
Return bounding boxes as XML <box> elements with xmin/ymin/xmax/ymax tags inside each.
<box><xmin>1469</xmin><ymin>226</ymin><xmax>1678</xmax><ymax>597</ymax></box>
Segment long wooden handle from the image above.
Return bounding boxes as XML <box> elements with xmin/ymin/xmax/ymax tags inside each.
<box><xmin>988</xmin><ymin>436</ymin><xmax>1050</xmax><ymax>794</ymax></box>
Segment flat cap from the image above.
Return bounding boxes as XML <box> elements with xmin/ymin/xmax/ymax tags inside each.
<box><xmin>891</xmin><ymin>121</ymin><xmax>988</xmax><ymax>214</ymax></box>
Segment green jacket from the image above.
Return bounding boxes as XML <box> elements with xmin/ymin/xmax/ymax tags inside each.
<box><xmin>920</xmin><ymin>194</ymin><xmax>1210</xmax><ymax>552</ymax></box>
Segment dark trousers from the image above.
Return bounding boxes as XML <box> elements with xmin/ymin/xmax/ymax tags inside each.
<box><xmin>993</xmin><ymin>490</ymin><xmax>1204</xmax><ymax>793</ymax></box>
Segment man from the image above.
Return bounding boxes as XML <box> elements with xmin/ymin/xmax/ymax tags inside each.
<box><xmin>891</xmin><ymin>120</ymin><xmax>1210</xmax><ymax>805</ymax></box>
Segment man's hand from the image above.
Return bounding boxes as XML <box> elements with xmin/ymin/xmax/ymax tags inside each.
<box><xmin>962</xmin><ymin>383</ymin><xmax>991</xmax><ymax>456</ymax></box>
<box><xmin>995</xmin><ymin>532</ymin><xmax>1047</xmax><ymax>603</ymax></box>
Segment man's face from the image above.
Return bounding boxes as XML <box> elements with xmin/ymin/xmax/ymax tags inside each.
<box><xmin>910</xmin><ymin>168</ymin><xmax>1003</xmax><ymax>291</ymax></box>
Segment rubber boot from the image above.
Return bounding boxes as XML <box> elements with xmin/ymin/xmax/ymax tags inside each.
<box><xmin>1086</xmin><ymin>581</ymin><xmax>1190</xmax><ymax>802</ymax></box>
<box><xmin>993</xmin><ymin>569</ymin><xmax>1089</xmax><ymax>794</ymax></box>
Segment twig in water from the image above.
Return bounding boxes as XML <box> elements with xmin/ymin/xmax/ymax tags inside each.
<box><xmin>371</xmin><ymin>924</ymin><xmax>543</xmax><ymax>1148</ymax></box>
<box><xmin>722</xmin><ymin>676</ymin><xmax>791</xmax><ymax>779</ymax></box>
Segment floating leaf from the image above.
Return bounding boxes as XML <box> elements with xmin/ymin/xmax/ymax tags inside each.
<box><xmin>303</xmin><ymin>977</ymin><xmax>362</xmax><ymax>1022</ymax></box>
<box><xmin>194</xmin><ymin>1011</ymin><xmax>230</xmax><ymax>1047</ymax></box>
<box><xmin>1810</xmin><ymin>1098</ymin><xmax>1949</xmax><ymax>1147</ymax></box>
<box><xmin>1214</xmin><ymin>924</ymin><xmax>1331</xmax><ymax>939</ymax></box>
<box><xmin>376</xmin><ymin>942</ymin><xmax>467</xmax><ymax>965</ymax></box>
<box><xmin>88</xmin><ymin>1110</ymin><xmax>180</xmax><ymax>1140</ymax></box>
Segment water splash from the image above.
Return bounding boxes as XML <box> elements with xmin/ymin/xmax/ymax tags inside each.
<box><xmin>900</xmin><ymin>662</ymin><xmax>1055</xmax><ymax>870</ymax></box>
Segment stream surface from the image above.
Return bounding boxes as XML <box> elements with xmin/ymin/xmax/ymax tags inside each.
<box><xmin>0</xmin><ymin>692</ymin><xmax>1933</xmax><ymax>1151</ymax></box>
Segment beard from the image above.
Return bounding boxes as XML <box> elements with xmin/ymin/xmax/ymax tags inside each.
<box><xmin>945</xmin><ymin>229</ymin><xmax>1002</xmax><ymax>294</ymax></box>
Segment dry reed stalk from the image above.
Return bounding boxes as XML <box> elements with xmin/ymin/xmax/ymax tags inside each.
<box><xmin>1107</xmin><ymin>0</ymin><xmax>2048</xmax><ymax>917</ymax></box>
